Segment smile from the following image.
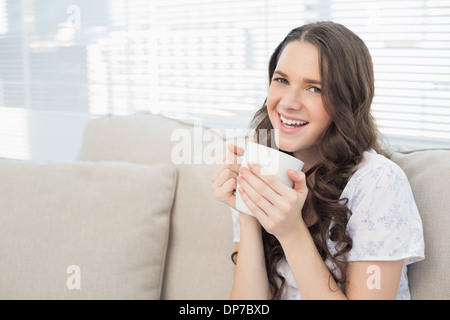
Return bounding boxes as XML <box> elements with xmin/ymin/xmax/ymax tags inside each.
<box><xmin>279</xmin><ymin>113</ymin><xmax>309</xmax><ymax>129</ymax></box>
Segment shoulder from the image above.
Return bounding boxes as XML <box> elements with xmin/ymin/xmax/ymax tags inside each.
<box><xmin>354</xmin><ymin>149</ymin><xmax>406</xmax><ymax>183</ymax></box>
<box><xmin>341</xmin><ymin>151</ymin><xmax>424</xmax><ymax>264</ymax></box>
<box><xmin>343</xmin><ymin>149</ymin><xmax>409</xmax><ymax>203</ymax></box>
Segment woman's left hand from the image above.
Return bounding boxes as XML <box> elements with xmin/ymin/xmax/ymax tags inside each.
<box><xmin>237</xmin><ymin>162</ymin><xmax>308</xmax><ymax>240</ymax></box>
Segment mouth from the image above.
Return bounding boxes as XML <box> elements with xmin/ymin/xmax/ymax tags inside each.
<box><xmin>278</xmin><ymin>113</ymin><xmax>309</xmax><ymax>130</ymax></box>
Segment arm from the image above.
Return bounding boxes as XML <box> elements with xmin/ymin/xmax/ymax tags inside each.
<box><xmin>277</xmin><ymin>223</ymin><xmax>346</xmax><ymax>299</ymax></box>
<box><xmin>210</xmin><ymin>144</ymin><xmax>271</xmax><ymax>299</ymax></box>
<box><xmin>238</xmin><ymin>162</ymin><xmax>404</xmax><ymax>299</ymax></box>
<box><xmin>229</xmin><ymin>214</ymin><xmax>271</xmax><ymax>300</ymax></box>
<box><xmin>279</xmin><ymin>222</ymin><xmax>403</xmax><ymax>300</ymax></box>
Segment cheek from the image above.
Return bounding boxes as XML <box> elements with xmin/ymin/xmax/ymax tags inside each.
<box><xmin>266</xmin><ymin>87</ymin><xmax>277</xmax><ymax>111</ymax></box>
<box><xmin>318</xmin><ymin>107</ymin><xmax>332</xmax><ymax>129</ymax></box>
<box><xmin>310</xmin><ymin>101</ymin><xmax>331</xmax><ymax>126</ymax></box>
<box><xmin>266</xmin><ymin>88</ymin><xmax>280</xmax><ymax>122</ymax></box>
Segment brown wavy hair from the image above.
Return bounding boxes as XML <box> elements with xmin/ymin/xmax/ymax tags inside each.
<box><xmin>232</xmin><ymin>21</ymin><xmax>384</xmax><ymax>299</ymax></box>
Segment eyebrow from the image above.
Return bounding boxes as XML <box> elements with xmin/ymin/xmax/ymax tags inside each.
<box><xmin>273</xmin><ymin>70</ymin><xmax>321</xmax><ymax>85</ymax></box>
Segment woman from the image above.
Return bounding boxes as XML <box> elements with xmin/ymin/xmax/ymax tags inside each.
<box><xmin>211</xmin><ymin>21</ymin><xmax>424</xmax><ymax>299</ymax></box>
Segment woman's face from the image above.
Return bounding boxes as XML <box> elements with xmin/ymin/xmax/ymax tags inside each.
<box><xmin>267</xmin><ymin>40</ymin><xmax>331</xmax><ymax>160</ymax></box>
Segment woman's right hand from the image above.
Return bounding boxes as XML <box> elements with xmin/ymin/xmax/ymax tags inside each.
<box><xmin>211</xmin><ymin>143</ymin><xmax>244</xmax><ymax>209</ymax></box>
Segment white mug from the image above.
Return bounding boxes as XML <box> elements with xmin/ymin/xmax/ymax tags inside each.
<box><xmin>235</xmin><ymin>142</ymin><xmax>304</xmax><ymax>216</ymax></box>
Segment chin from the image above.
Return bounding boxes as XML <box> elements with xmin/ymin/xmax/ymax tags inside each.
<box><xmin>273</xmin><ymin>138</ymin><xmax>299</xmax><ymax>153</ymax></box>
<box><xmin>279</xmin><ymin>144</ymin><xmax>300</xmax><ymax>153</ymax></box>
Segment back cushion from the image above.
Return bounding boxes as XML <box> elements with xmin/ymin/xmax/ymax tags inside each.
<box><xmin>391</xmin><ymin>149</ymin><xmax>450</xmax><ymax>299</ymax></box>
<box><xmin>0</xmin><ymin>160</ymin><xmax>177</xmax><ymax>299</ymax></box>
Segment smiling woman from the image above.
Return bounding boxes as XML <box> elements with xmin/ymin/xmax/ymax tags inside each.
<box><xmin>246</xmin><ymin>21</ymin><xmax>385</xmax><ymax>299</ymax></box>
<box><xmin>211</xmin><ymin>21</ymin><xmax>425</xmax><ymax>300</ymax></box>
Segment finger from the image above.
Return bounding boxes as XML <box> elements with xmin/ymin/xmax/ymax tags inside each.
<box><xmin>211</xmin><ymin>164</ymin><xmax>223</xmax><ymax>182</ymax></box>
<box><xmin>212</xmin><ymin>143</ymin><xmax>243</xmax><ymax>183</ymax></box>
<box><xmin>215</xmin><ymin>177</ymin><xmax>238</xmax><ymax>208</ymax></box>
<box><xmin>238</xmin><ymin>185</ymin><xmax>270</xmax><ymax>225</ymax></box>
<box><xmin>237</xmin><ymin>174</ymin><xmax>277</xmax><ymax>216</ymax></box>
<box><xmin>240</xmin><ymin>164</ymin><xmax>285</xmax><ymax>205</ymax></box>
<box><xmin>247</xmin><ymin>162</ymin><xmax>296</xmax><ymax>197</ymax></box>
<box><xmin>222</xmin><ymin>177</ymin><xmax>237</xmax><ymax>197</ymax></box>
<box><xmin>211</xmin><ymin>154</ymin><xmax>240</xmax><ymax>182</ymax></box>
<box><xmin>228</xmin><ymin>143</ymin><xmax>244</xmax><ymax>157</ymax></box>
<box><xmin>219</xmin><ymin>177</ymin><xmax>237</xmax><ymax>202</ymax></box>
<box><xmin>287</xmin><ymin>169</ymin><xmax>308</xmax><ymax>196</ymax></box>
<box><xmin>212</xmin><ymin>167</ymin><xmax>238</xmax><ymax>191</ymax></box>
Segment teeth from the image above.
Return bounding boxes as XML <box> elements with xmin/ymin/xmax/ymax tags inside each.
<box><xmin>280</xmin><ymin>114</ymin><xmax>308</xmax><ymax>126</ymax></box>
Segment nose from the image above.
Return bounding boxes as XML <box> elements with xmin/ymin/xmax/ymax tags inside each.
<box><xmin>279</xmin><ymin>87</ymin><xmax>303</xmax><ymax>110</ymax></box>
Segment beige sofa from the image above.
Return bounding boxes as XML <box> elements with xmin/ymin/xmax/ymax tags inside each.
<box><xmin>0</xmin><ymin>113</ymin><xmax>449</xmax><ymax>299</ymax></box>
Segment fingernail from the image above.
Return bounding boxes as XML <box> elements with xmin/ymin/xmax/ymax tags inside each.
<box><xmin>288</xmin><ymin>169</ymin><xmax>298</xmax><ymax>176</ymax></box>
<box><xmin>248</xmin><ymin>162</ymin><xmax>256</xmax><ymax>169</ymax></box>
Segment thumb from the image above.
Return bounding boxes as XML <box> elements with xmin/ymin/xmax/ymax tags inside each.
<box><xmin>227</xmin><ymin>143</ymin><xmax>244</xmax><ymax>156</ymax></box>
<box><xmin>288</xmin><ymin>169</ymin><xmax>308</xmax><ymax>195</ymax></box>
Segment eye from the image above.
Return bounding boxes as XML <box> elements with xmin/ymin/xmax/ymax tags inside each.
<box><xmin>273</xmin><ymin>77</ymin><xmax>289</xmax><ymax>85</ymax></box>
<box><xmin>308</xmin><ymin>86</ymin><xmax>322</xmax><ymax>94</ymax></box>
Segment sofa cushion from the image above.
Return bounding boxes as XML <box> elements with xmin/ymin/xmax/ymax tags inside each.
<box><xmin>0</xmin><ymin>160</ymin><xmax>177</xmax><ymax>299</ymax></box>
<box><xmin>77</xmin><ymin>113</ymin><xmax>236</xmax><ymax>299</ymax></box>
<box><xmin>77</xmin><ymin>113</ymin><xmax>195</xmax><ymax>164</ymax></box>
<box><xmin>390</xmin><ymin>149</ymin><xmax>450</xmax><ymax>300</ymax></box>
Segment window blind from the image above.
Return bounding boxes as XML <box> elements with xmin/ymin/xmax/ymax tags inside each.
<box><xmin>328</xmin><ymin>0</ymin><xmax>450</xmax><ymax>144</ymax></box>
<box><xmin>0</xmin><ymin>0</ymin><xmax>449</xmax><ymax>161</ymax></box>
<box><xmin>150</xmin><ymin>0</ymin><xmax>307</xmax><ymax>129</ymax></box>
